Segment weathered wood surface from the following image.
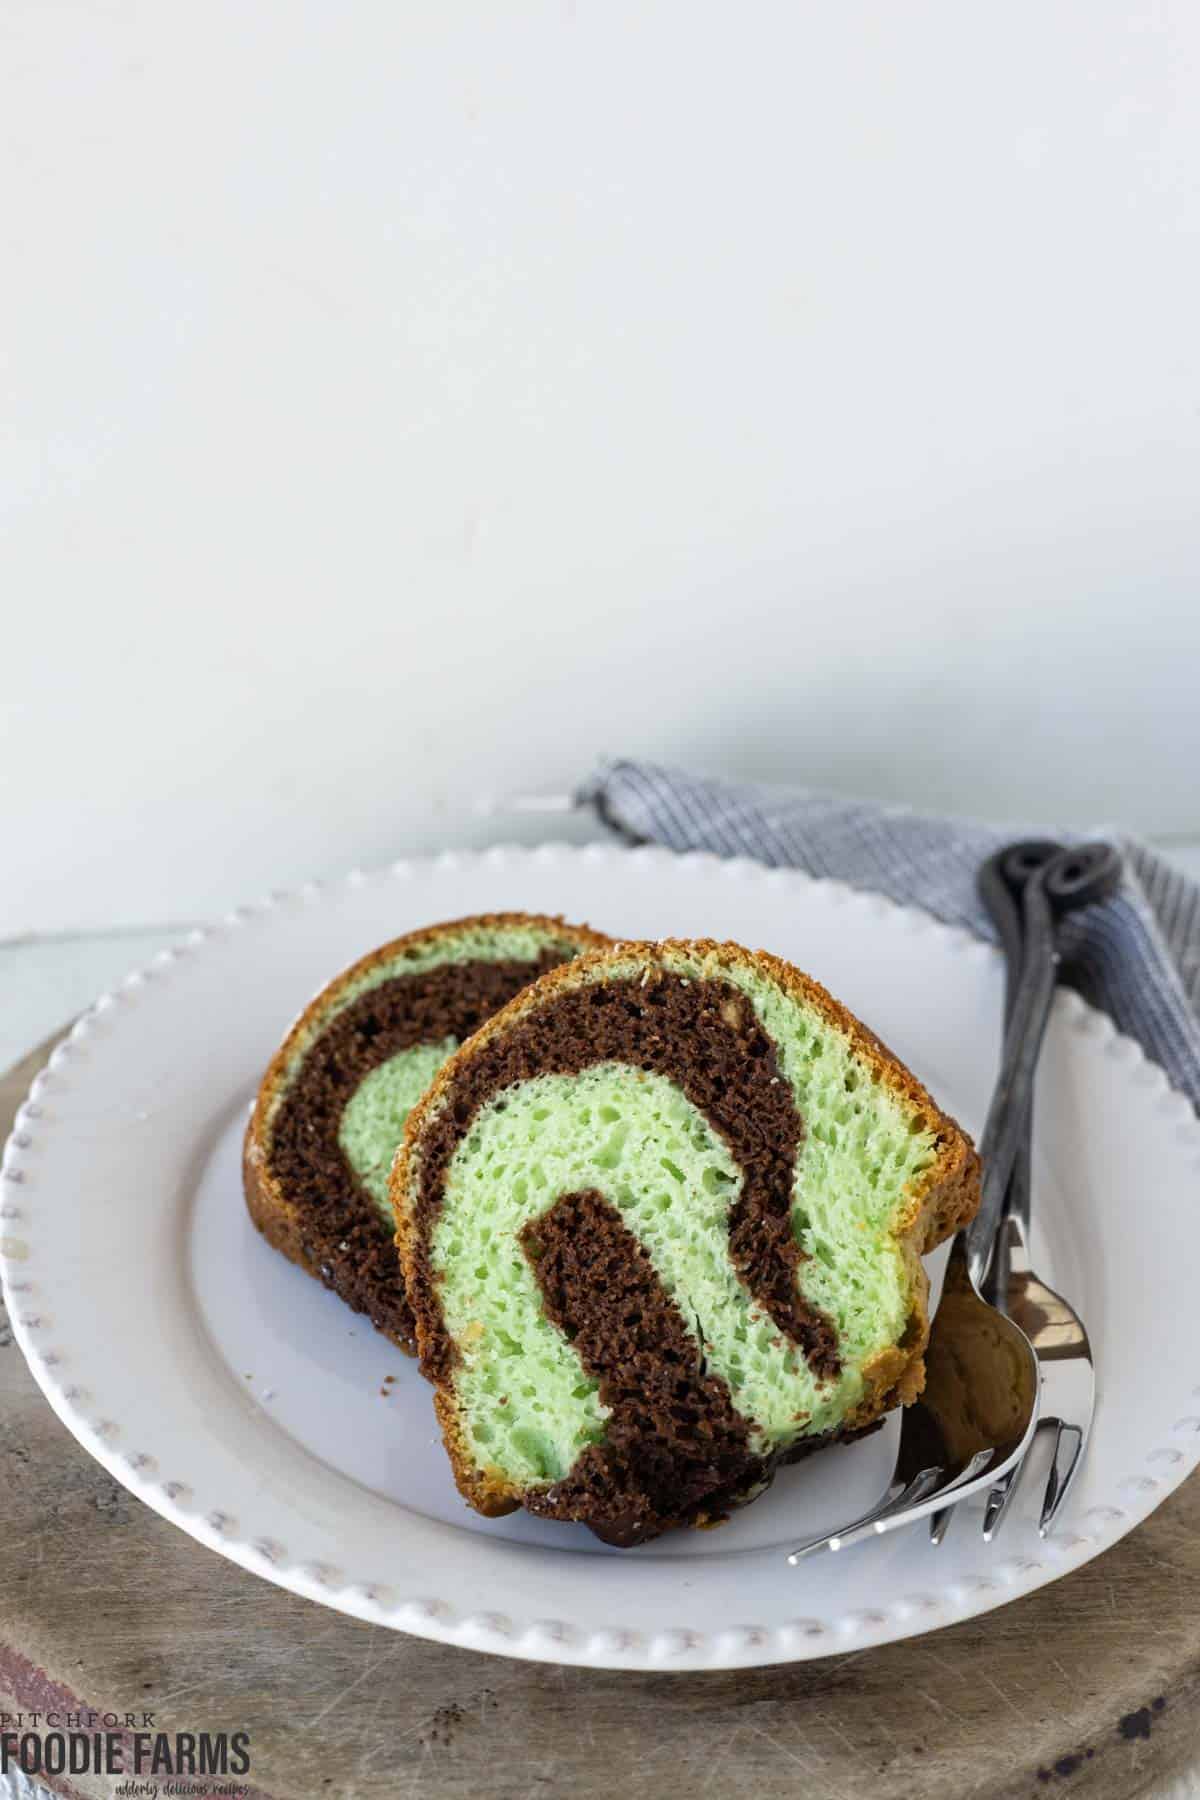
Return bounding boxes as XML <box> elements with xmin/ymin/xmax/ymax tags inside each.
<box><xmin>1</xmin><ymin>1034</ymin><xmax>1197</xmax><ymax>1800</ymax></box>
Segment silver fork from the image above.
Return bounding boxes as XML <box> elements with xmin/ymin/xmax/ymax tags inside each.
<box><xmin>786</xmin><ymin>979</ymin><xmax>1053</xmax><ymax>1561</ymax></box>
<box><xmin>786</xmin><ymin>1231</ymin><xmax>1040</xmax><ymax>1559</ymax></box>
<box><xmin>788</xmin><ymin>840</ymin><xmax>1120</xmax><ymax>1562</ymax></box>
<box><xmin>929</xmin><ymin>839</ymin><xmax>1120</xmax><ymax>1544</ymax></box>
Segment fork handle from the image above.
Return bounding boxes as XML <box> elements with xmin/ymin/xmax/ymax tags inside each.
<box><xmin>967</xmin><ymin>843</ymin><xmax>1122</xmax><ymax>1289</ymax></box>
<box><xmin>978</xmin><ymin>842</ymin><xmax>1062</xmax><ymax>1229</ymax></box>
<box><xmin>966</xmin><ymin>872</ymin><xmax>1060</xmax><ymax>1286</ymax></box>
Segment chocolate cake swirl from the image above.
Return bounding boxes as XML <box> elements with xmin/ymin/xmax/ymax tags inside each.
<box><xmin>242</xmin><ymin>914</ymin><xmax>609</xmax><ymax>1350</ymax></box>
<box><xmin>395</xmin><ymin>939</ymin><xmax>981</xmax><ymax>1543</ymax></box>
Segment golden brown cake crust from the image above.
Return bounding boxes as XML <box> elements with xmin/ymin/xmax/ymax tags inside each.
<box><xmin>243</xmin><ymin>912</ymin><xmax>611</xmax><ymax>1351</ymax></box>
<box><xmin>393</xmin><ymin>938</ymin><xmax>981</xmax><ymax>1519</ymax></box>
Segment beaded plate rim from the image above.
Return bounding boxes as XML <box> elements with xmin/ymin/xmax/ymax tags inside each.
<box><xmin>3</xmin><ymin>842</ymin><xmax>1199</xmax><ymax>1671</ymax></box>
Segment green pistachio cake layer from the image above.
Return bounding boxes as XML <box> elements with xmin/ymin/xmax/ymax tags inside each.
<box><xmin>396</xmin><ymin>940</ymin><xmax>978</xmax><ymax>1541</ymax></box>
<box><xmin>243</xmin><ymin>914</ymin><xmax>607</xmax><ymax>1349</ymax></box>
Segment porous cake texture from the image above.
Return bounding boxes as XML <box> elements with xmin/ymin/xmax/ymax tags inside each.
<box><xmin>243</xmin><ymin>913</ymin><xmax>609</xmax><ymax>1350</ymax></box>
<box><xmin>394</xmin><ymin>939</ymin><xmax>980</xmax><ymax>1542</ymax></box>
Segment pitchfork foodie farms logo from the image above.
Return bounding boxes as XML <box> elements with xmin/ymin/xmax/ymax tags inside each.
<box><xmin>0</xmin><ymin>1710</ymin><xmax>251</xmax><ymax>1793</ymax></box>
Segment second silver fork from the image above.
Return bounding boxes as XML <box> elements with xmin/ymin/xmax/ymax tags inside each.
<box><xmin>930</xmin><ymin>839</ymin><xmax>1121</xmax><ymax>1544</ymax></box>
<box><xmin>788</xmin><ymin>839</ymin><xmax>1119</xmax><ymax>1562</ymax></box>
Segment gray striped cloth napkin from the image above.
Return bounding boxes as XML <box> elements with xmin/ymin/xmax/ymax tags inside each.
<box><xmin>578</xmin><ymin>759</ymin><xmax>1200</xmax><ymax>1113</ymax></box>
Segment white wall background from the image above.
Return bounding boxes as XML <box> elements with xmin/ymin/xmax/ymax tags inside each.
<box><xmin>3</xmin><ymin>0</ymin><xmax>1199</xmax><ymax>936</ymax></box>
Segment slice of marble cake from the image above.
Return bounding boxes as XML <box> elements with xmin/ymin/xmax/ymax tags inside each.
<box><xmin>394</xmin><ymin>939</ymin><xmax>980</xmax><ymax>1541</ymax></box>
<box><xmin>244</xmin><ymin>913</ymin><xmax>608</xmax><ymax>1351</ymax></box>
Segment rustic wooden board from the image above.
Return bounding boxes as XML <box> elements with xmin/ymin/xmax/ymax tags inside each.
<box><xmin>1</xmin><ymin>1034</ymin><xmax>1197</xmax><ymax>1800</ymax></box>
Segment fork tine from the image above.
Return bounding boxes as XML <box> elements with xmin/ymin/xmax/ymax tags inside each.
<box><xmin>786</xmin><ymin>1466</ymin><xmax>944</xmax><ymax>1562</ymax></box>
<box><xmin>982</xmin><ymin>1467</ymin><xmax>1018</xmax><ymax>1540</ymax></box>
<box><xmin>788</xmin><ymin>1413</ymin><xmax>1038</xmax><ymax>1562</ymax></box>
<box><xmin>830</xmin><ymin>1466</ymin><xmax>946</xmax><ymax>1549</ymax></box>
<box><xmin>932</xmin><ymin>1449</ymin><xmax>1026</xmax><ymax>1545</ymax></box>
<box><xmin>929</xmin><ymin>1451</ymin><xmax>1006</xmax><ymax>1547</ymax></box>
<box><xmin>931</xmin><ymin>1447</ymin><xmax>996</xmax><ymax>1499</ymax></box>
<box><xmin>928</xmin><ymin>1506</ymin><xmax>953</xmax><ymax>1546</ymax></box>
<box><xmin>827</xmin><ymin>1451</ymin><xmax>998</xmax><ymax>1555</ymax></box>
<box><xmin>1039</xmin><ymin>1422</ymin><xmax>1086</xmax><ymax>1536</ymax></box>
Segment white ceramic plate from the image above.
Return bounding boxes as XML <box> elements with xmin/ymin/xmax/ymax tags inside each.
<box><xmin>3</xmin><ymin>845</ymin><xmax>1199</xmax><ymax>1671</ymax></box>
